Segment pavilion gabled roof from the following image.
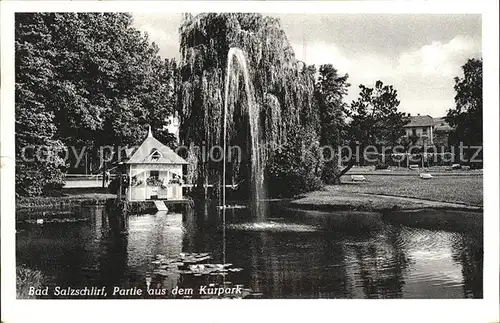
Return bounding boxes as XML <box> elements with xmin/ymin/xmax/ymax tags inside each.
<box><xmin>124</xmin><ymin>129</ymin><xmax>188</xmax><ymax>165</ymax></box>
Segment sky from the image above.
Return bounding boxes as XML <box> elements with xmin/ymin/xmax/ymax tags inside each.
<box><xmin>133</xmin><ymin>13</ymin><xmax>482</xmax><ymax>118</ymax></box>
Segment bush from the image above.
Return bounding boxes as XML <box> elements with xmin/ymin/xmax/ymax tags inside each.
<box><xmin>267</xmin><ymin>162</ymin><xmax>324</xmax><ymax>198</ymax></box>
<box><xmin>16</xmin><ymin>163</ymin><xmax>65</xmax><ymax>197</ymax></box>
<box><xmin>266</xmin><ymin>127</ymin><xmax>324</xmax><ymax>198</ymax></box>
<box><xmin>321</xmin><ymin>159</ymin><xmax>341</xmax><ymax>184</ymax></box>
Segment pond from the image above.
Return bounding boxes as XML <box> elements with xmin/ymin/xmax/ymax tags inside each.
<box><xmin>16</xmin><ymin>203</ymin><xmax>483</xmax><ymax>299</ymax></box>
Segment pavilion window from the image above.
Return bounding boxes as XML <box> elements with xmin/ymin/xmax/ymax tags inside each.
<box><xmin>152</xmin><ymin>150</ymin><xmax>161</xmax><ymax>161</ymax></box>
<box><xmin>150</xmin><ymin>170</ymin><xmax>159</xmax><ymax>179</ymax></box>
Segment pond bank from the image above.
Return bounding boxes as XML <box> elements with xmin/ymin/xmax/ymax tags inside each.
<box><xmin>16</xmin><ymin>188</ymin><xmax>114</xmax><ymax>210</ymax></box>
<box><xmin>290</xmin><ymin>189</ymin><xmax>482</xmax><ymax>213</ymax></box>
<box><xmin>17</xmin><ymin>196</ymin><xmax>111</xmax><ymax>210</ymax></box>
<box><xmin>16</xmin><ymin>195</ymin><xmax>194</xmax><ymax>223</ymax></box>
<box><xmin>288</xmin><ymin>187</ymin><xmax>482</xmax><ymax>233</ymax></box>
<box><xmin>16</xmin><ymin>189</ymin><xmax>115</xmax><ymax>223</ymax></box>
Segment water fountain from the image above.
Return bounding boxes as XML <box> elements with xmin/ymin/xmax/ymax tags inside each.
<box><xmin>222</xmin><ymin>48</ymin><xmax>265</xmax><ymax>220</ymax></box>
<box><xmin>220</xmin><ymin>48</ymin><xmax>317</xmax><ymax>233</ymax></box>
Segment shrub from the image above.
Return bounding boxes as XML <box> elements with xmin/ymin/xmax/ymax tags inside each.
<box><xmin>266</xmin><ymin>127</ymin><xmax>324</xmax><ymax>198</ymax></box>
<box><xmin>16</xmin><ymin>163</ymin><xmax>65</xmax><ymax>197</ymax></box>
<box><xmin>321</xmin><ymin>159</ymin><xmax>341</xmax><ymax>184</ymax></box>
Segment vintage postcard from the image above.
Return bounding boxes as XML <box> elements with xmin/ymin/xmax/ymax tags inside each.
<box><xmin>1</xmin><ymin>1</ymin><xmax>498</xmax><ymax>323</ymax></box>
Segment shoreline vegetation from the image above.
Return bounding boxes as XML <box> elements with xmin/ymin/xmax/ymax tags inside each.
<box><xmin>16</xmin><ymin>188</ymin><xmax>115</xmax><ymax>210</ymax></box>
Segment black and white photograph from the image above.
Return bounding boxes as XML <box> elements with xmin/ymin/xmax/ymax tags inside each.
<box><xmin>1</xmin><ymin>1</ymin><xmax>499</xmax><ymax>322</ymax></box>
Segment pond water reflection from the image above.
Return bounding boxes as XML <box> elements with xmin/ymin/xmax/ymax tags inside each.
<box><xmin>16</xmin><ymin>204</ymin><xmax>483</xmax><ymax>299</ymax></box>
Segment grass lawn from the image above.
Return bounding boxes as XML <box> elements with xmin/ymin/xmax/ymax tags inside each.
<box><xmin>346</xmin><ymin>166</ymin><xmax>483</xmax><ymax>177</ymax></box>
<box><xmin>334</xmin><ymin>175</ymin><xmax>483</xmax><ymax>206</ymax></box>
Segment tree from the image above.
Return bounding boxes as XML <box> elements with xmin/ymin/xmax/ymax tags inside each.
<box><xmin>316</xmin><ymin>65</ymin><xmax>350</xmax><ymax>147</ymax></box>
<box><xmin>178</xmin><ymin>13</ymin><xmax>318</xmax><ymax>197</ymax></box>
<box><xmin>15</xmin><ymin>13</ymin><xmax>178</xmax><ymax>195</ymax></box>
<box><xmin>43</xmin><ymin>13</ymin><xmax>177</xmax><ymax>160</ymax></box>
<box><xmin>314</xmin><ymin>64</ymin><xmax>350</xmax><ymax>183</ymax></box>
<box><xmin>446</xmin><ymin>58</ymin><xmax>482</xmax><ymax>166</ymax></box>
<box><xmin>334</xmin><ymin>80</ymin><xmax>408</xmax><ymax>182</ymax></box>
<box><xmin>15</xmin><ymin>13</ymin><xmax>65</xmax><ymax>196</ymax></box>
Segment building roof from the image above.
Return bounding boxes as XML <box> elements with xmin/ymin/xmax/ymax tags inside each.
<box><xmin>433</xmin><ymin>117</ymin><xmax>453</xmax><ymax>132</ymax></box>
<box><xmin>404</xmin><ymin>115</ymin><xmax>434</xmax><ymax>127</ymax></box>
<box><xmin>125</xmin><ymin>129</ymin><xmax>188</xmax><ymax>165</ymax></box>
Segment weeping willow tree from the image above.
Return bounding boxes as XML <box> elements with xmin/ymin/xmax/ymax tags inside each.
<box><xmin>178</xmin><ymin>13</ymin><xmax>321</xmax><ymax>199</ymax></box>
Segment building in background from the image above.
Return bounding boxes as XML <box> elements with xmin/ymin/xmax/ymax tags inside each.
<box><xmin>403</xmin><ymin>114</ymin><xmax>434</xmax><ymax>145</ymax></box>
<box><xmin>432</xmin><ymin>117</ymin><xmax>453</xmax><ymax>148</ymax></box>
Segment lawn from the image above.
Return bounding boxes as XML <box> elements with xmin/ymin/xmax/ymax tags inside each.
<box><xmin>346</xmin><ymin>165</ymin><xmax>483</xmax><ymax>175</ymax></box>
<box><xmin>334</xmin><ymin>174</ymin><xmax>483</xmax><ymax>206</ymax></box>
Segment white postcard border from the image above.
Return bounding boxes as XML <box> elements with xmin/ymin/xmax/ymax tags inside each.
<box><xmin>1</xmin><ymin>1</ymin><xmax>498</xmax><ymax>323</ymax></box>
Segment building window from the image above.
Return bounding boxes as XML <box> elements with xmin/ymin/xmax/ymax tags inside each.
<box><xmin>151</xmin><ymin>150</ymin><xmax>161</xmax><ymax>161</ymax></box>
<box><xmin>412</xmin><ymin>129</ymin><xmax>417</xmax><ymax>136</ymax></box>
<box><xmin>422</xmin><ymin>127</ymin><xmax>428</xmax><ymax>134</ymax></box>
<box><xmin>150</xmin><ymin>170</ymin><xmax>159</xmax><ymax>179</ymax></box>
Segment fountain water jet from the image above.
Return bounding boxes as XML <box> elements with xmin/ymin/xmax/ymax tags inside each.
<box><xmin>222</xmin><ymin>48</ymin><xmax>266</xmax><ymax>220</ymax></box>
